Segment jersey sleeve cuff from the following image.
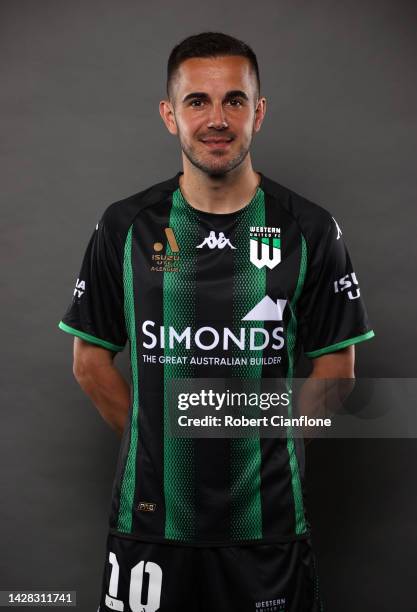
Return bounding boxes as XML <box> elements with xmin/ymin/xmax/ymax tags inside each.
<box><xmin>304</xmin><ymin>330</ymin><xmax>375</xmax><ymax>358</ymax></box>
<box><xmin>58</xmin><ymin>321</ymin><xmax>126</xmax><ymax>352</ymax></box>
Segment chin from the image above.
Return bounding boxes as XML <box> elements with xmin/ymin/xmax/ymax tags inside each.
<box><xmin>190</xmin><ymin>159</ymin><xmax>231</xmax><ymax>177</ymax></box>
<box><xmin>184</xmin><ymin>145</ymin><xmax>246</xmax><ymax>177</ymax></box>
<box><xmin>205</xmin><ymin>163</ymin><xmax>235</xmax><ymax>177</ymax></box>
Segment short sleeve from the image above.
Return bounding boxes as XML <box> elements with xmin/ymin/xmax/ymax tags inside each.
<box><xmin>58</xmin><ymin>215</ymin><xmax>127</xmax><ymax>352</ymax></box>
<box><xmin>298</xmin><ymin>215</ymin><xmax>375</xmax><ymax>358</ymax></box>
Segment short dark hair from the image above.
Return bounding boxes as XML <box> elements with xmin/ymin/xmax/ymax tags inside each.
<box><xmin>166</xmin><ymin>31</ymin><xmax>260</xmax><ymax>102</ymax></box>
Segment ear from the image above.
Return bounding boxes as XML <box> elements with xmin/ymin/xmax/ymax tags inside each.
<box><xmin>159</xmin><ymin>99</ymin><xmax>178</xmax><ymax>136</ymax></box>
<box><xmin>253</xmin><ymin>96</ymin><xmax>267</xmax><ymax>132</ymax></box>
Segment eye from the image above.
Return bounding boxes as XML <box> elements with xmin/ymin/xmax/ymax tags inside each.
<box><xmin>228</xmin><ymin>98</ymin><xmax>243</xmax><ymax>107</ymax></box>
<box><xmin>189</xmin><ymin>99</ymin><xmax>204</xmax><ymax>107</ymax></box>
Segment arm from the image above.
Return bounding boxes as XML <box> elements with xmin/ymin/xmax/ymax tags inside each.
<box><xmin>293</xmin><ymin>210</ymin><xmax>374</xmax><ymax>438</ymax></box>
<box><xmin>298</xmin><ymin>345</ymin><xmax>356</xmax><ymax>443</ymax></box>
<box><xmin>73</xmin><ymin>337</ymin><xmax>131</xmax><ymax>437</ymax></box>
<box><xmin>310</xmin><ymin>344</ymin><xmax>354</xmax><ymax>379</ymax></box>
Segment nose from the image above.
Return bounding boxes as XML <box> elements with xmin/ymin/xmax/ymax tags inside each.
<box><xmin>207</xmin><ymin>102</ymin><xmax>228</xmax><ymax>129</ymax></box>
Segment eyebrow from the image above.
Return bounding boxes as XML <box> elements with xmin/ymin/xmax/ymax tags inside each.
<box><xmin>181</xmin><ymin>90</ymin><xmax>250</xmax><ymax>103</ymax></box>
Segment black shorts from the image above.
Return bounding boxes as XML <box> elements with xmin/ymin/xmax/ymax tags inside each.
<box><xmin>97</xmin><ymin>532</ymin><xmax>323</xmax><ymax>612</ymax></box>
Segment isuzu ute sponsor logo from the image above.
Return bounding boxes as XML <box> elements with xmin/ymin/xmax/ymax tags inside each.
<box><xmin>142</xmin><ymin>297</ymin><xmax>286</xmax><ymax>352</ymax></box>
<box><xmin>196</xmin><ymin>230</ymin><xmax>236</xmax><ymax>250</ymax></box>
<box><xmin>151</xmin><ymin>227</ymin><xmax>180</xmax><ymax>273</ymax></box>
<box><xmin>73</xmin><ymin>278</ymin><xmax>85</xmax><ymax>298</ymax></box>
<box><xmin>334</xmin><ymin>272</ymin><xmax>361</xmax><ymax>300</ymax></box>
<box><xmin>249</xmin><ymin>226</ymin><xmax>281</xmax><ymax>269</ymax></box>
<box><xmin>153</xmin><ymin>227</ymin><xmax>180</xmax><ymax>252</ymax></box>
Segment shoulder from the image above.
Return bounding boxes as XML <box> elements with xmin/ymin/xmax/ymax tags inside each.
<box><xmin>260</xmin><ymin>174</ymin><xmax>336</xmax><ymax>243</ymax></box>
<box><xmin>100</xmin><ymin>173</ymin><xmax>180</xmax><ymax>239</ymax></box>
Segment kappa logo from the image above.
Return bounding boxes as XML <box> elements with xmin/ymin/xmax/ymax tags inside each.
<box><xmin>73</xmin><ymin>278</ymin><xmax>85</xmax><ymax>298</ymax></box>
<box><xmin>332</xmin><ymin>216</ymin><xmax>342</xmax><ymax>240</ymax></box>
<box><xmin>249</xmin><ymin>226</ymin><xmax>281</xmax><ymax>269</ymax></box>
<box><xmin>197</xmin><ymin>230</ymin><xmax>236</xmax><ymax>250</ymax></box>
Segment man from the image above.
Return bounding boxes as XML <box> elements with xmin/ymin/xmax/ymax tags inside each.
<box><xmin>58</xmin><ymin>32</ymin><xmax>374</xmax><ymax>611</ymax></box>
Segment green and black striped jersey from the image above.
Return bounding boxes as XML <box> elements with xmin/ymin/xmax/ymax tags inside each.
<box><xmin>58</xmin><ymin>171</ymin><xmax>374</xmax><ymax>546</ymax></box>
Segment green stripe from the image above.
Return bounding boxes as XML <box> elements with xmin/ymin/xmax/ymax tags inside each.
<box><xmin>163</xmin><ymin>189</ymin><xmax>198</xmax><ymax>541</ymax></box>
<box><xmin>58</xmin><ymin>321</ymin><xmax>125</xmax><ymax>352</ymax></box>
<box><xmin>231</xmin><ymin>187</ymin><xmax>265</xmax><ymax>541</ymax></box>
<box><xmin>260</xmin><ymin>236</ymin><xmax>281</xmax><ymax>248</ymax></box>
<box><xmin>117</xmin><ymin>225</ymin><xmax>139</xmax><ymax>532</ymax></box>
<box><xmin>305</xmin><ymin>330</ymin><xmax>375</xmax><ymax>358</ymax></box>
<box><xmin>285</xmin><ymin>234</ymin><xmax>308</xmax><ymax>534</ymax></box>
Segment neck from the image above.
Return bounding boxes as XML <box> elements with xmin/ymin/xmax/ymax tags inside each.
<box><xmin>178</xmin><ymin>155</ymin><xmax>261</xmax><ymax>214</ymax></box>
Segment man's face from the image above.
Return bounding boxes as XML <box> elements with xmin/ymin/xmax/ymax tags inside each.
<box><xmin>160</xmin><ymin>55</ymin><xmax>266</xmax><ymax>177</ymax></box>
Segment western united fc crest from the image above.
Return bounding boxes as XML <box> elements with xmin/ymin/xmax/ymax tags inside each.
<box><xmin>249</xmin><ymin>226</ymin><xmax>281</xmax><ymax>269</ymax></box>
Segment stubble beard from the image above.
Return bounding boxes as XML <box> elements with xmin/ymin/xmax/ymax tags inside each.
<box><xmin>178</xmin><ymin>132</ymin><xmax>253</xmax><ymax>178</ymax></box>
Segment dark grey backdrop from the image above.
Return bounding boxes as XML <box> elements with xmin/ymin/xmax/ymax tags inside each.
<box><xmin>1</xmin><ymin>0</ymin><xmax>416</xmax><ymax>610</ymax></box>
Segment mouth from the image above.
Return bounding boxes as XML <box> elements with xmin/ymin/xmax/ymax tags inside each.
<box><xmin>200</xmin><ymin>138</ymin><xmax>233</xmax><ymax>149</ymax></box>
